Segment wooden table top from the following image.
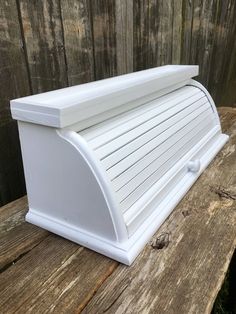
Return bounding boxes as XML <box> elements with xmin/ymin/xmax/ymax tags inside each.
<box><xmin>0</xmin><ymin>107</ymin><xmax>236</xmax><ymax>314</ymax></box>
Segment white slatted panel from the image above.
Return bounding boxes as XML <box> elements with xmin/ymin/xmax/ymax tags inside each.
<box><xmin>79</xmin><ymin>86</ymin><xmax>216</xmax><ymax>228</ymax></box>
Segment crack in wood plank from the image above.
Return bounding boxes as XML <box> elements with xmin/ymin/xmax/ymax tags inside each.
<box><xmin>210</xmin><ymin>186</ymin><xmax>236</xmax><ymax>201</ymax></box>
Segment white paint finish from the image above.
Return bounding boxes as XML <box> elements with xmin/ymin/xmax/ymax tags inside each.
<box><xmin>11</xmin><ymin>65</ymin><xmax>228</xmax><ymax>265</ymax></box>
<box><xmin>11</xmin><ymin>65</ymin><xmax>198</xmax><ymax>128</ymax></box>
<box><xmin>18</xmin><ymin>122</ymin><xmax>126</xmax><ymax>242</ymax></box>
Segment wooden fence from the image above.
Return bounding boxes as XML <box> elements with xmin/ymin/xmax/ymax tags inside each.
<box><xmin>0</xmin><ymin>0</ymin><xmax>236</xmax><ymax>205</ymax></box>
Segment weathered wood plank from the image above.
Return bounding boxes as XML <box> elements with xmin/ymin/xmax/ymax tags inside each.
<box><xmin>0</xmin><ymin>223</ymin><xmax>48</xmax><ymax>271</ymax></box>
<box><xmin>159</xmin><ymin>0</ymin><xmax>173</xmax><ymax>65</ymax></box>
<box><xmin>60</xmin><ymin>0</ymin><xmax>95</xmax><ymax>85</ymax></box>
<box><xmin>82</xmin><ymin>108</ymin><xmax>236</xmax><ymax>314</ymax></box>
<box><xmin>0</xmin><ymin>0</ymin><xmax>30</xmax><ymax>205</ymax></box>
<box><xmin>0</xmin><ymin>195</ymin><xmax>27</xmax><ymax>237</ymax></box>
<box><xmin>171</xmin><ymin>0</ymin><xmax>182</xmax><ymax>64</ymax></box>
<box><xmin>208</xmin><ymin>0</ymin><xmax>236</xmax><ymax>103</ymax></box>
<box><xmin>134</xmin><ymin>0</ymin><xmax>173</xmax><ymax>71</ymax></box>
<box><xmin>115</xmin><ymin>0</ymin><xmax>133</xmax><ymax>75</ymax></box>
<box><xmin>0</xmin><ymin>235</ymin><xmax>118</xmax><ymax>313</ymax></box>
<box><xmin>18</xmin><ymin>0</ymin><xmax>68</xmax><ymax>93</ymax></box>
<box><xmin>0</xmin><ymin>0</ymin><xmax>30</xmax><ymax>126</ymax></box>
<box><xmin>181</xmin><ymin>0</ymin><xmax>193</xmax><ymax>64</ymax></box>
<box><xmin>198</xmin><ymin>0</ymin><xmax>218</xmax><ymax>88</ymax></box>
<box><xmin>0</xmin><ymin>122</ymin><xmax>26</xmax><ymax>206</ymax></box>
<box><xmin>0</xmin><ymin>196</ymin><xmax>49</xmax><ymax>271</ymax></box>
<box><xmin>90</xmin><ymin>0</ymin><xmax>117</xmax><ymax>79</ymax></box>
<box><xmin>189</xmin><ymin>0</ymin><xmax>201</xmax><ymax>65</ymax></box>
<box><xmin>133</xmin><ymin>0</ymin><xmax>150</xmax><ymax>71</ymax></box>
<box><xmin>215</xmin><ymin>0</ymin><xmax>236</xmax><ymax>106</ymax></box>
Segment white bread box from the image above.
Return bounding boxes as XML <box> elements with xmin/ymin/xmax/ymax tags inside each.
<box><xmin>11</xmin><ymin>65</ymin><xmax>228</xmax><ymax>265</ymax></box>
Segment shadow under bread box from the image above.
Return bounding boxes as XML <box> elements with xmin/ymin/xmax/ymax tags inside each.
<box><xmin>10</xmin><ymin>65</ymin><xmax>228</xmax><ymax>265</ymax></box>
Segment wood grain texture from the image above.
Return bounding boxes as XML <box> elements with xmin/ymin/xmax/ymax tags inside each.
<box><xmin>0</xmin><ymin>0</ymin><xmax>30</xmax><ymax>126</ymax></box>
<box><xmin>159</xmin><ymin>0</ymin><xmax>173</xmax><ymax>65</ymax></box>
<box><xmin>134</xmin><ymin>0</ymin><xmax>174</xmax><ymax>70</ymax></box>
<box><xmin>208</xmin><ymin>0</ymin><xmax>236</xmax><ymax>103</ymax></box>
<box><xmin>0</xmin><ymin>223</ymin><xmax>48</xmax><ymax>271</ymax></box>
<box><xmin>0</xmin><ymin>235</ymin><xmax>118</xmax><ymax>313</ymax></box>
<box><xmin>0</xmin><ymin>194</ymin><xmax>48</xmax><ymax>272</ymax></box>
<box><xmin>171</xmin><ymin>0</ymin><xmax>182</xmax><ymax>64</ymax></box>
<box><xmin>115</xmin><ymin>0</ymin><xmax>133</xmax><ymax>75</ymax></box>
<box><xmin>213</xmin><ymin>0</ymin><xmax>236</xmax><ymax>106</ymax></box>
<box><xmin>0</xmin><ymin>196</ymin><xmax>28</xmax><ymax>237</ymax></box>
<box><xmin>82</xmin><ymin>108</ymin><xmax>236</xmax><ymax>314</ymax></box>
<box><xmin>0</xmin><ymin>0</ymin><xmax>30</xmax><ymax>205</ymax></box>
<box><xmin>181</xmin><ymin>0</ymin><xmax>193</xmax><ymax>64</ymax></box>
<box><xmin>60</xmin><ymin>0</ymin><xmax>95</xmax><ymax>85</ymax></box>
<box><xmin>18</xmin><ymin>0</ymin><xmax>68</xmax><ymax>93</ymax></box>
<box><xmin>90</xmin><ymin>0</ymin><xmax>117</xmax><ymax>79</ymax></box>
<box><xmin>0</xmin><ymin>122</ymin><xmax>26</xmax><ymax>206</ymax></box>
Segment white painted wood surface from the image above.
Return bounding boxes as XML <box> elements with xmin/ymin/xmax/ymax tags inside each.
<box><xmin>11</xmin><ymin>65</ymin><xmax>228</xmax><ymax>265</ymax></box>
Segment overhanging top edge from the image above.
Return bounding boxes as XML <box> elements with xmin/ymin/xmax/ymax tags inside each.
<box><xmin>10</xmin><ymin>65</ymin><xmax>199</xmax><ymax>127</ymax></box>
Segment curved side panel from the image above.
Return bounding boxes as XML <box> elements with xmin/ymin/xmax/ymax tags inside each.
<box><xmin>58</xmin><ymin>129</ymin><xmax>128</xmax><ymax>242</ymax></box>
<box><xmin>188</xmin><ymin>79</ymin><xmax>221</xmax><ymax>125</ymax></box>
<box><xmin>18</xmin><ymin>122</ymin><xmax>127</xmax><ymax>242</ymax></box>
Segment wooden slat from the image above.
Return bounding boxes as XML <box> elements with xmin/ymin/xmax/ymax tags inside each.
<box><xmin>97</xmin><ymin>94</ymin><xmax>206</xmax><ymax>163</ymax></box>
<box><xmin>181</xmin><ymin>0</ymin><xmax>193</xmax><ymax>64</ymax></box>
<box><xmin>118</xmin><ymin>117</ymin><xmax>214</xmax><ymax>206</ymax></box>
<box><xmin>134</xmin><ymin>0</ymin><xmax>172</xmax><ymax>70</ymax></box>
<box><xmin>214</xmin><ymin>0</ymin><xmax>236</xmax><ymax>105</ymax></box>
<box><xmin>115</xmin><ymin>0</ymin><xmax>133</xmax><ymax>75</ymax></box>
<box><xmin>91</xmin><ymin>0</ymin><xmax>117</xmax><ymax>79</ymax></box>
<box><xmin>0</xmin><ymin>0</ymin><xmax>30</xmax><ymax>126</ymax></box>
<box><xmin>106</xmin><ymin>105</ymin><xmax>212</xmax><ymax>180</ymax></box>
<box><xmin>208</xmin><ymin>0</ymin><xmax>236</xmax><ymax>103</ymax></box>
<box><xmin>171</xmin><ymin>0</ymin><xmax>182</xmax><ymax>64</ymax></box>
<box><xmin>82</xmin><ymin>108</ymin><xmax>236</xmax><ymax>314</ymax></box>
<box><xmin>18</xmin><ymin>0</ymin><xmax>68</xmax><ymax>93</ymax></box>
<box><xmin>189</xmin><ymin>0</ymin><xmax>201</xmax><ymax>65</ymax></box>
<box><xmin>133</xmin><ymin>0</ymin><xmax>150</xmax><ymax>71</ymax></box>
<box><xmin>159</xmin><ymin>0</ymin><xmax>173</xmax><ymax>65</ymax></box>
<box><xmin>0</xmin><ymin>235</ymin><xmax>118</xmax><ymax>313</ymax></box>
<box><xmin>0</xmin><ymin>0</ymin><xmax>30</xmax><ymax>205</ymax></box>
<box><xmin>84</xmin><ymin>86</ymin><xmax>199</xmax><ymax>145</ymax></box>
<box><xmin>60</xmin><ymin>0</ymin><xmax>95</xmax><ymax>85</ymax></box>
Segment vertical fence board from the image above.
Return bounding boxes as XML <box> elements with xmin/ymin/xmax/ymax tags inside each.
<box><xmin>172</xmin><ymin>0</ymin><xmax>182</xmax><ymax>64</ymax></box>
<box><xmin>90</xmin><ymin>0</ymin><xmax>117</xmax><ymax>79</ymax></box>
<box><xmin>181</xmin><ymin>0</ymin><xmax>193</xmax><ymax>64</ymax></box>
<box><xmin>213</xmin><ymin>0</ymin><xmax>236</xmax><ymax>105</ymax></box>
<box><xmin>159</xmin><ymin>0</ymin><xmax>173</xmax><ymax>65</ymax></box>
<box><xmin>18</xmin><ymin>0</ymin><xmax>68</xmax><ymax>93</ymax></box>
<box><xmin>208</xmin><ymin>0</ymin><xmax>235</xmax><ymax>103</ymax></box>
<box><xmin>133</xmin><ymin>0</ymin><xmax>150</xmax><ymax>71</ymax></box>
<box><xmin>0</xmin><ymin>0</ymin><xmax>30</xmax><ymax>205</ymax></box>
<box><xmin>189</xmin><ymin>0</ymin><xmax>201</xmax><ymax>65</ymax></box>
<box><xmin>220</xmin><ymin>9</ymin><xmax>236</xmax><ymax>106</ymax></box>
<box><xmin>194</xmin><ymin>0</ymin><xmax>218</xmax><ymax>88</ymax></box>
<box><xmin>115</xmin><ymin>0</ymin><xmax>133</xmax><ymax>75</ymax></box>
<box><xmin>60</xmin><ymin>0</ymin><xmax>94</xmax><ymax>85</ymax></box>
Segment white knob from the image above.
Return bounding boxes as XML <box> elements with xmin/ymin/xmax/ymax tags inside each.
<box><xmin>187</xmin><ymin>159</ymin><xmax>201</xmax><ymax>173</ymax></box>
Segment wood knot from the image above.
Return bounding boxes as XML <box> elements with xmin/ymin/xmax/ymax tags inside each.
<box><xmin>151</xmin><ymin>233</ymin><xmax>170</xmax><ymax>250</ymax></box>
